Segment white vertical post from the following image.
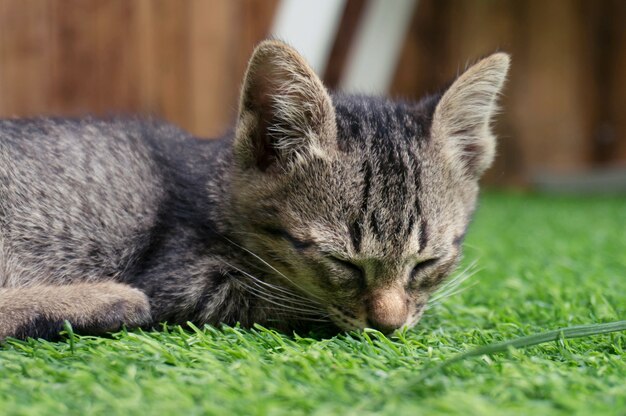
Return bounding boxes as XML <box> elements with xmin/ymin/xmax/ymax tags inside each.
<box><xmin>271</xmin><ymin>0</ymin><xmax>347</xmax><ymax>75</ymax></box>
<box><xmin>340</xmin><ymin>0</ymin><xmax>418</xmax><ymax>94</ymax></box>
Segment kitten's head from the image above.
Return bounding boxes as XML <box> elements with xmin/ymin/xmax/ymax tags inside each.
<box><xmin>228</xmin><ymin>40</ymin><xmax>509</xmax><ymax>333</ymax></box>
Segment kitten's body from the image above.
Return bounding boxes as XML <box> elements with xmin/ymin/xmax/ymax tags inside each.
<box><xmin>0</xmin><ymin>41</ymin><xmax>509</xmax><ymax>340</ymax></box>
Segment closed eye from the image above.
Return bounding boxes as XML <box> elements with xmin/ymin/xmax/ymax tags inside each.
<box><xmin>410</xmin><ymin>258</ymin><xmax>439</xmax><ymax>280</ymax></box>
<box><xmin>261</xmin><ymin>226</ymin><xmax>314</xmax><ymax>250</ymax></box>
<box><xmin>329</xmin><ymin>256</ymin><xmax>365</xmax><ymax>280</ymax></box>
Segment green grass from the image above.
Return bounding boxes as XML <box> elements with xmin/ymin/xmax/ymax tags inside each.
<box><xmin>1</xmin><ymin>193</ymin><xmax>625</xmax><ymax>415</ymax></box>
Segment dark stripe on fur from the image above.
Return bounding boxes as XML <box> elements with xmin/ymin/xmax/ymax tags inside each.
<box><xmin>406</xmin><ymin>213</ymin><xmax>415</xmax><ymax>239</ymax></box>
<box><xmin>349</xmin><ymin>220</ymin><xmax>363</xmax><ymax>253</ymax></box>
<box><xmin>191</xmin><ymin>271</ymin><xmax>228</xmax><ymax>321</ymax></box>
<box><xmin>369</xmin><ymin>211</ymin><xmax>381</xmax><ymax>240</ymax></box>
<box><xmin>350</xmin><ymin>161</ymin><xmax>372</xmax><ymax>252</ymax></box>
<box><xmin>418</xmin><ymin>219</ymin><xmax>428</xmax><ymax>253</ymax></box>
<box><xmin>360</xmin><ymin>161</ymin><xmax>372</xmax><ymax>216</ymax></box>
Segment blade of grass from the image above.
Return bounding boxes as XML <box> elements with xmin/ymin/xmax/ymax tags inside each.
<box><xmin>415</xmin><ymin>320</ymin><xmax>626</xmax><ymax>383</ymax></box>
<box><xmin>62</xmin><ymin>320</ymin><xmax>76</xmax><ymax>355</ymax></box>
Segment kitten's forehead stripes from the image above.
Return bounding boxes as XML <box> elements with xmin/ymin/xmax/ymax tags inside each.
<box><xmin>418</xmin><ymin>219</ymin><xmax>428</xmax><ymax>254</ymax></box>
<box><xmin>349</xmin><ymin>161</ymin><xmax>372</xmax><ymax>252</ymax></box>
<box><xmin>334</xmin><ymin>95</ymin><xmax>431</xmax><ymax>254</ymax></box>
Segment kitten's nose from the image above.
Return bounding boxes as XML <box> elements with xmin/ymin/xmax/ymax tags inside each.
<box><xmin>366</xmin><ymin>289</ymin><xmax>408</xmax><ymax>334</ymax></box>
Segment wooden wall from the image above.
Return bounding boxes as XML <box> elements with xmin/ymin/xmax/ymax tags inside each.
<box><xmin>0</xmin><ymin>0</ymin><xmax>624</xmax><ymax>186</ymax></box>
<box><xmin>0</xmin><ymin>0</ymin><xmax>278</xmax><ymax>138</ymax></box>
<box><xmin>391</xmin><ymin>0</ymin><xmax>626</xmax><ymax>185</ymax></box>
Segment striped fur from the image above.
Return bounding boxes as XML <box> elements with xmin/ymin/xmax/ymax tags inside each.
<box><xmin>0</xmin><ymin>40</ymin><xmax>509</xmax><ymax>340</ymax></box>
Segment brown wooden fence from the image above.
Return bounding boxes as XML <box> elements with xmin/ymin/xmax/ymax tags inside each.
<box><xmin>389</xmin><ymin>0</ymin><xmax>626</xmax><ymax>185</ymax></box>
<box><xmin>1</xmin><ymin>0</ymin><xmax>624</xmax><ymax>186</ymax></box>
<box><xmin>0</xmin><ymin>0</ymin><xmax>278</xmax><ymax>137</ymax></box>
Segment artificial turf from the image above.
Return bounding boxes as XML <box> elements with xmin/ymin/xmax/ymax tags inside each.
<box><xmin>1</xmin><ymin>193</ymin><xmax>625</xmax><ymax>415</ymax></box>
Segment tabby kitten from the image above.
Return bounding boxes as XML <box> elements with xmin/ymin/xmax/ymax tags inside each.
<box><xmin>0</xmin><ymin>40</ymin><xmax>509</xmax><ymax>340</ymax></box>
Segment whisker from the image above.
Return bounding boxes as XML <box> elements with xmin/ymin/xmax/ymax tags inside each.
<box><xmin>242</xmin><ymin>264</ymin><xmax>322</xmax><ymax>306</ymax></box>
<box><xmin>264</xmin><ymin>316</ymin><xmax>331</xmax><ymax>323</ymax></box>
<box><xmin>436</xmin><ymin>260</ymin><xmax>479</xmax><ymax>291</ymax></box>
<box><xmin>227</xmin><ymin>268</ymin><xmax>329</xmax><ymax>316</ymax></box>
<box><xmin>245</xmin><ymin>278</ymin><xmax>323</xmax><ymax>309</ymax></box>
<box><xmin>218</xmin><ymin>235</ymin><xmax>326</xmax><ymax>302</ymax></box>
<box><xmin>248</xmin><ymin>280</ymin><xmax>323</xmax><ymax>310</ymax></box>
<box><xmin>430</xmin><ymin>282</ymin><xmax>478</xmax><ymax>305</ymax></box>
<box><xmin>429</xmin><ymin>260</ymin><xmax>481</xmax><ymax>304</ymax></box>
<box><xmin>233</xmin><ymin>275</ymin><xmax>310</xmax><ymax>307</ymax></box>
<box><xmin>222</xmin><ymin>260</ymin><xmax>322</xmax><ymax>307</ymax></box>
<box><xmin>236</xmin><ymin>280</ymin><xmax>328</xmax><ymax>316</ymax></box>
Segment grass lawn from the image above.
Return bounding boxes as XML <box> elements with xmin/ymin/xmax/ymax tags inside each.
<box><xmin>1</xmin><ymin>193</ymin><xmax>625</xmax><ymax>415</ymax></box>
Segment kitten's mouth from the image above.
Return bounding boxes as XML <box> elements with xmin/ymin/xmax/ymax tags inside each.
<box><xmin>328</xmin><ymin>305</ymin><xmax>366</xmax><ymax>331</ymax></box>
<box><xmin>404</xmin><ymin>306</ymin><xmax>426</xmax><ymax>329</ymax></box>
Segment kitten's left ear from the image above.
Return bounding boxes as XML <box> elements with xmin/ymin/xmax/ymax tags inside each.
<box><xmin>431</xmin><ymin>52</ymin><xmax>510</xmax><ymax>179</ymax></box>
<box><xmin>234</xmin><ymin>40</ymin><xmax>336</xmax><ymax>172</ymax></box>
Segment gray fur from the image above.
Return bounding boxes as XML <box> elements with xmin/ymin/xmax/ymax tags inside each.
<box><xmin>0</xmin><ymin>41</ymin><xmax>509</xmax><ymax>339</ymax></box>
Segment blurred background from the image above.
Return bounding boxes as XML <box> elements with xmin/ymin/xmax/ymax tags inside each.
<box><xmin>0</xmin><ymin>0</ymin><xmax>624</xmax><ymax>189</ymax></box>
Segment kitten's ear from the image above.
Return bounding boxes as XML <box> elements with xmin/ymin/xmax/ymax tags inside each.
<box><xmin>431</xmin><ymin>52</ymin><xmax>510</xmax><ymax>179</ymax></box>
<box><xmin>234</xmin><ymin>40</ymin><xmax>336</xmax><ymax>172</ymax></box>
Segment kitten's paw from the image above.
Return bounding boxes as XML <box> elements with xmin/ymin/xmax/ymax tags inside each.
<box><xmin>91</xmin><ymin>284</ymin><xmax>152</xmax><ymax>332</ymax></box>
<box><xmin>0</xmin><ymin>283</ymin><xmax>153</xmax><ymax>340</ymax></box>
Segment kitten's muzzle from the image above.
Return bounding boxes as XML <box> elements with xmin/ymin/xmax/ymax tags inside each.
<box><xmin>365</xmin><ymin>288</ymin><xmax>409</xmax><ymax>334</ymax></box>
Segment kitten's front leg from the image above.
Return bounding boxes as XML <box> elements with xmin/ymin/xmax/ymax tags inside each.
<box><xmin>0</xmin><ymin>282</ymin><xmax>152</xmax><ymax>341</ymax></box>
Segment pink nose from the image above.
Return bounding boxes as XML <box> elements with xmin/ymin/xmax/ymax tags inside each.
<box><xmin>366</xmin><ymin>289</ymin><xmax>408</xmax><ymax>333</ymax></box>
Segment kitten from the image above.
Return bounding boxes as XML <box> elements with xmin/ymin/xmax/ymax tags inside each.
<box><xmin>0</xmin><ymin>40</ymin><xmax>509</xmax><ymax>340</ymax></box>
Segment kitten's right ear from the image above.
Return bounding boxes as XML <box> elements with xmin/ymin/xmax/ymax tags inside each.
<box><xmin>234</xmin><ymin>40</ymin><xmax>336</xmax><ymax>172</ymax></box>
